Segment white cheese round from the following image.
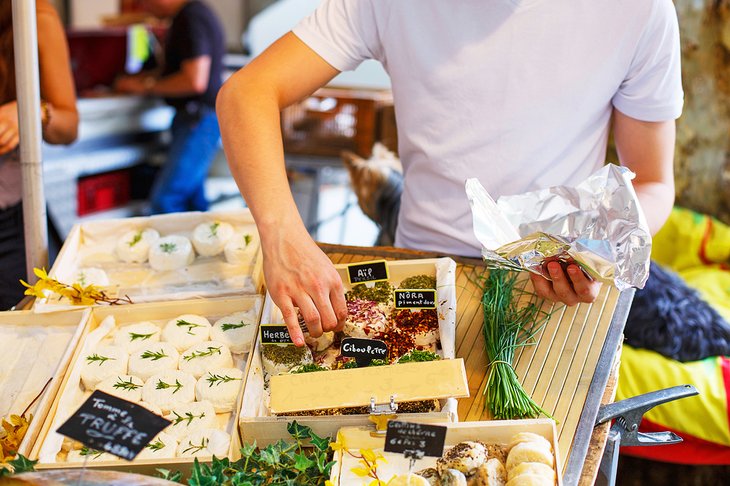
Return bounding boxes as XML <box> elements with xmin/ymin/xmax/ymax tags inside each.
<box><xmin>261</xmin><ymin>344</ymin><xmax>313</xmax><ymax>376</ymax></box>
<box><xmin>210</xmin><ymin>311</ymin><xmax>258</xmax><ymax>354</ymax></box>
<box><xmin>136</xmin><ymin>432</ymin><xmax>178</xmax><ymax>460</ymax></box>
<box><xmin>192</xmin><ymin>221</ymin><xmax>234</xmax><ymax>257</ymax></box>
<box><xmin>177</xmin><ymin>429</ymin><xmax>231</xmax><ymax>458</ymax></box>
<box><xmin>179</xmin><ymin>341</ymin><xmax>233</xmax><ymax>379</ymax></box>
<box><xmin>162</xmin><ymin>314</ymin><xmax>211</xmax><ymax>352</ymax></box>
<box><xmin>223</xmin><ymin>231</ymin><xmax>259</xmax><ymax>265</ymax></box>
<box><xmin>73</xmin><ymin>267</ymin><xmax>109</xmax><ymax>287</ymax></box>
<box><xmin>141</xmin><ymin>370</ymin><xmax>196</xmax><ymax>413</ymax></box>
<box><xmin>115</xmin><ymin>228</ymin><xmax>160</xmax><ymax>263</ymax></box>
<box><xmin>80</xmin><ymin>345</ymin><xmax>128</xmax><ymax>390</ymax></box>
<box><xmin>148</xmin><ymin>235</ymin><xmax>195</xmax><ymax>271</ymax></box>
<box><xmin>195</xmin><ymin>367</ymin><xmax>244</xmax><ymax>413</ymax></box>
<box><xmin>163</xmin><ymin>400</ymin><xmax>216</xmax><ymax>440</ymax></box>
<box><xmin>128</xmin><ymin>342</ymin><xmax>180</xmax><ymax>381</ymax></box>
<box><xmin>95</xmin><ymin>374</ymin><xmax>144</xmax><ymax>403</ymax></box>
<box><xmin>113</xmin><ymin>321</ymin><xmax>161</xmax><ymax>353</ymax></box>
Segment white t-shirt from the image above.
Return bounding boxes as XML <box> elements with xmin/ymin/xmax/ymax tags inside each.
<box><xmin>293</xmin><ymin>0</ymin><xmax>684</xmax><ymax>257</ymax></box>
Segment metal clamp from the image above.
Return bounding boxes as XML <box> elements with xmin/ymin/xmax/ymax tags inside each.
<box><xmin>595</xmin><ymin>384</ymin><xmax>698</xmax><ymax>486</ymax></box>
<box><xmin>368</xmin><ymin>395</ymin><xmax>399</xmax><ymax>436</ymax></box>
<box><xmin>370</xmin><ymin>395</ymin><xmax>398</xmax><ymax>415</ymax></box>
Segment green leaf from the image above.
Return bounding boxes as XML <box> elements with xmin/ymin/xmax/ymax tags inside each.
<box><xmin>286</xmin><ymin>420</ymin><xmax>311</xmax><ymax>440</ymax></box>
<box><xmin>293</xmin><ymin>452</ymin><xmax>314</xmax><ymax>472</ymax></box>
<box><xmin>7</xmin><ymin>455</ymin><xmax>37</xmax><ymax>474</ymax></box>
<box><xmin>156</xmin><ymin>468</ymin><xmax>183</xmax><ymax>482</ymax></box>
<box><xmin>308</xmin><ymin>431</ymin><xmax>330</xmax><ymax>452</ymax></box>
<box><xmin>258</xmin><ymin>445</ymin><xmax>280</xmax><ymax>467</ymax></box>
<box><xmin>240</xmin><ymin>441</ymin><xmax>257</xmax><ymax>458</ymax></box>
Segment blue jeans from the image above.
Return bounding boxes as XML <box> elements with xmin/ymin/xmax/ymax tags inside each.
<box><xmin>150</xmin><ymin>107</ymin><xmax>221</xmax><ymax>214</ymax></box>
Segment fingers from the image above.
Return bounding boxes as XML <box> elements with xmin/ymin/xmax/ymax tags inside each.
<box><xmin>330</xmin><ymin>286</ymin><xmax>347</xmax><ymax>332</ymax></box>
<box><xmin>566</xmin><ymin>264</ymin><xmax>600</xmax><ymax>303</ymax></box>
<box><xmin>277</xmin><ymin>296</ymin><xmax>306</xmax><ymax>347</ymax></box>
<box><xmin>530</xmin><ymin>271</ymin><xmax>560</xmax><ymax>303</ymax></box>
<box><xmin>295</xmin><ymin>293</ymin><xmax>323</xmax><ymax>339</ymax></box>
<box><xmin>545</xmin><ymin>262</ymin><xmax>580</xmax><ymax>306</ymax></box>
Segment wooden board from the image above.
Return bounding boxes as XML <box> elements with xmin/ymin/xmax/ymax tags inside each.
<box><xmin>322</xmin><ymin>245</ymin><xmax>621</xmax><ymax>478</ymax></box>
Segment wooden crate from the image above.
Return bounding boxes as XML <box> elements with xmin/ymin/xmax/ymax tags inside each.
<box><xmin>240</xmin><ymin>258</ymin><xmax>464</xmax><ymax>445</ymax></box>
<box><xmin>282</xmin><ymin>87</ymin><xmax>393</xmax><ymax>158</ymax></box>
<box><xmin>331</xmin><ymin>419</ymin><xmax>562</xmax><ymax>485</ymax></box>
<box><xmin>29</xmin><ymin>296</ymin><xmax>262</xmax><ymax>472</ymax></box>
<box><xmin>36</xmin><ymin>209</ymin><xmax>263</xmax><ymax>313</ymax></box>
<box><xmin>0</xmin><ymin>308</ymin><xmax>92</xmax><ymax>458</ymax></box>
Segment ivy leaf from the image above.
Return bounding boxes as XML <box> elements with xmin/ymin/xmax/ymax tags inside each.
<box><xmin>7</xmin><ymin>455</ymin><xmax>37</xmax><ymax>474</ymax></box>
<box><xmin>156</xmin><ymin>468</ymin><xmax>182</xmax><ymax>482</ymax></box>
<box><xmin>240</xmin><ymin>441</ymin><xmax>257</xmax><ymax>458</ymax></box>
<box><xmin>322</xmin><ymin>459</ymin><xmax>337</xmax><ymax>477</ymax></box>
<box><xmin>258</xmin><ymin>445</ymin><xmax>280</xmax><ymax>467</ymax></box>
<box><xmin>286</xmin><ymin>420</ymin><xmax>311</xmax><ymax>441</ymax></box>
<box><xmin>309</xmin><ymin>431</ymin><xmax>330</xmax><ymax>452</ymax></box>
<box><xmin>293</xmin><ymin>452</ymin><xmax>314</xmax><ymax>472</ymax></box>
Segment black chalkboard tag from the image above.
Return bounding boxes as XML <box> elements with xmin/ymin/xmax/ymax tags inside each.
<box><xmin>347</xmin><ymin>260</ymin><xmax>389</xmax><ymax>284</ymax></box>
<box><xmin>384</xmin><ymin>420</ymin><xmax>447</xmax><ymax>459</ymax></box>
<box><xmin>340</xmin><ymin>337</ymin><xmax>388</xmax><ymax>367</ymax></box>
<box><xmin>260</xmin><ymin>324</ymin><xmax>293</xmax><ymax>344</ymax></box>
<box><xmin>56</xmin><ymin>390</ymin><xmax>170</xmax><ymax>461</ymax></box>
<box><xmin>394</xmin><ymin>289</ymin><xmax>437</xmax><ymax>309</ymax></box>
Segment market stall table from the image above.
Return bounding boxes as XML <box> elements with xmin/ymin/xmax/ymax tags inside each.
<box><xmin>320</xmin><ymin>244</ymin><xmax>630</xmax><ymax>486</ymax></box>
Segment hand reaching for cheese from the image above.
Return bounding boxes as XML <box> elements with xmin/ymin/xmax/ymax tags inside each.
<box><xmin>529</xmin><ymin>261</ymin><xmax>601</xmax><ymax>306</ymax></box>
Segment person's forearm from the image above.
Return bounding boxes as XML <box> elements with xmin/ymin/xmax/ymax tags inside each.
<box><xmin>43</xmin><ymin>106</ymin><xmax>78</xmax><ymax>145</ymax></box>
<box><xmin>633</xmin><ymin>180</ymin><xmax>675</xmax><ymax>236</ymax></box>
<box><xmin>149</xmin><ymin>71</ymin><xmax>204</xmax><ymax>98</ymax></box>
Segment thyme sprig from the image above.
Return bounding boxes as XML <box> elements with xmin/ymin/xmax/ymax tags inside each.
<box><xmin>128</xmin><ymin>232</ymin><xmax>143</xmax><ymax>247</ymax></box>
<box><xmin>181</xmin><ymin>438</ymin><xmax>208</xmax><ymax>455</ymax></box>
<box><xmin>79</xmin><ymin>447</ymin><xmax>103</xmax><ymax>459</ymax></box>
<box><xmin>182</xmin><ymin>346</ymin><xmax>222</xmax><ymax>362</ymax></box>
<box><xmin>205</xmin><ymin>373</ymin><xmax>240</xmax><ymax>387</ymax></box>
<box><xmin>176</xmin><ymin>319</ymin><xmax>204</xmax><ymax>335</ymax></box>
<box><xmin>171</xmin><ymin>411</ymin><xmax>206</xmax><ymax>426</ymax></box>
<box><xmin>85</xmin><ymin>354</ymin><xmax>114</xmax><ymax>366</ymax></box>
<box><xmin>221</xmin><ymin>321</ymin><xmax>249</xmax><ymax>332</ymax></box>
<box><xmin>112</xmin><ymin>377</ymin><xmax>141</xmax><ymax>391</ymax></box>
<box><xmin>156</xmin><ymin>379</ymin><xmax>183</xmax><ymax>394</ymax></box>
<box><xmin>160</xmin><ymin>242</ymin><xmax>177</xmax><ymax>253</ymax></box>
<box><xmin>146</xmin><ymin>439</ymin><xmax>165</xmax><ymax>452</ymax></box>
<box><xmin>129</xmin><ymin>331</ymin><xmax>155</xmax><ymax>342</ymax></box>
<box><xmin>141</xmin><ymin>349</ymin><xmax>168</xmax><ymax>361</ymax></box>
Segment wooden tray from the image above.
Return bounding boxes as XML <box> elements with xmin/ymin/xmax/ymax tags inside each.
<box><xmin>29</xmin><ymin>296</ymin><xmax>262</xmax><ymax>472</ymax></box>
<box><xmin>240</xmin><ymin>258</ymin><xmax>462</xmax><ymax>445</ymax></box>
<box><xmin>331</xmin><ymin>419</ymin><xmax>562</xmax><ymax>485</ymax></box>
<box><xmin>0</xmin><ymin>308</ymin><xmax>91</xmax><ymax>458</ymax></box>
<box><xmin>36</xmin><ymin>209</ymin><xmax>264</xmax><ymax>312</ymax></box>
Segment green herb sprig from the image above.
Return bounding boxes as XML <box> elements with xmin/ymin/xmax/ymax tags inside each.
<box><xmin>397</xmin><ymin>350</ymin><xmax>441</xmax><ymax>363</ymax></box>
<box><xmin>221</xmin><ymin>321</ymin><xmax>249</xmax><ymax>332</ymax></box>
<box><xmin>113</xmin><ymin>376</ymin><xmax>141</xmax><ymax>391</ymax></box>
<box><xmin>182</xmin><ymin>346</ymin><xmax>222</xmax><ymax>362</ymax></box>
<box><xmin>129</xmin><ymin>331</ymin><xmax>155</xmax><ymax>342</ymax></box>
<box><xmin>182</xmin><ymin>438</ymin><xmax>208</xmax><ymax>455</ymax></box>
<box><xmin>141</xmin><ymin>349</ymin><xmax>168</xmax><ymax>361</ymax></box>
<box><xmin>79</xmin><ymin>447</ymin><xmax>103</xmax><ymax>459</ymax></box>
<box><xmin>128</xmin><ymin>232</ymin><xmax>143</xmax><ymax>247</ymax></box>
<box><xmin>176</xmin><ymin>319</ymin><xmax>204</xmax><ymax>335</ymax></box>
<box><xmin>85</xmin><ymin>354</ymin><xmax>114</xmax><ymax>366</ymax></box>
<box><xmin>146</xmin><ymin>439</ymin><xmax>165</xmax><ymax>452</ymax></box>
<box><xmin>159</xmin><ymin>242</ymin><xmax>177</xmax><ymax>253</ymax></box>
<box><xmin>171</xmin><ymin>411</ymin><xmax>206</xmax><ymax>426</ymax></box>
<box><xmin>156</xmin><ymin>379</ymin><xmax>184</xmax><ymax>394</ymax></box>
<box><xmin>205</xmin><ymin>373</ymin><xmax>241</xmax><ymax>387</ymax></box>
<box><xmin>481</xmin><ymin>269</ymin><xmax>552</xmax><ymax>420</ymax></box>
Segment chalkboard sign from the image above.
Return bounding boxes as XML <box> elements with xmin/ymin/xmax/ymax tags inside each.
<box><xmin>384</xmin><ymin>420</ymin><xmax>447</xmax><ymax>459</ymax></box>
<box><xmin>260</xmin><ymin>324</ymin><xmax>294</xmax><ymax>344</ymax></box>
<box><xmin>347</xmin><ymin>260</ymin><xmax>389</xmax><ymax>284</ymax></box>
<box><xmin>394</xmin><ymin>289</ymin><xmax>437</xmax><ymax>309</ymax></box>
<box><xmin>340</xmin><ymin>337</ymin><xmax>388</xmax><ymax>367</ymax></box>
<box><xmin>56</xmin><ymin>390</ymin><xmax>170</xmax><ymax>461</ymax></box>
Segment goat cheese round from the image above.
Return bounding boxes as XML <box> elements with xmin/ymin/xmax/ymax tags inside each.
<box><xmin>128</xmin><ymin>342</ymin><xmax>180</xmax><ymax>381</ymax></box>
<box><xmin>95</xmin><ymin>374</ymin><xmax>144</xmax><ymax>403</ymax></box>
<box><xmin>192</xmin><ymin>221</ymin><xmax>234</xmax><ymax>257</ymax></box>
<box><xmin>115</xmin><ymin>228</ymin><xmax>160</xmax><ymax>263</ymax></box>
<box><xmin>141</xmin><ymin>370</ymin><xmax>196</xmax><ymax>413</ymax></box>
<box><xmin>179</xmin><ymin>341</ymin><xmax>233</xmax><ymax>379</ymax></box>
<box><xmin>177</xmin><ymin>429</ymin><xmax>231</xmax><ymax>458</ymax></box>
<box><xmin>195</xmin><ymin>367</ymin><xmax>244</xmax><ymax>412</ymax></box>
<box><xmin>162</xmin><ymin>314</ymin><xmax>211</xmax><ymax>352</ymax></box>
<box><xmin>136</xmin><ymin>432</ymin><xmax>178</xmax><ymax>460</ymax></box>
<box><xmin>80</xmin><ymin>345</ymin><xmax>128</xmax><ymax>390</ymax></box>
<box><xmin>164</xmin><ymin>400</ymin><xmax>216</xmax><ymax>440</ymax></box>
<box><xmin>149</xmin><ymin>235</ymin><xmax>195</xmax><ymax>271</ymax></box>
<box><xmin>113</xmin><ymin>321</ymin><xmax>161</xmax><ymax>353</ymax></box>
<box><xmin>73</xmin><ymin>267</ymin><xmax>109</xmax><ymax>287</ymax></box>
<box><xmin>210</xmin><ymin>311</ymin><xmax>258</xmax><ymax>354</ymax></box>
<box><xmin>223</xmin><ymin>231</ymin><xmax>259</xmax><ymax>265</ymax></box>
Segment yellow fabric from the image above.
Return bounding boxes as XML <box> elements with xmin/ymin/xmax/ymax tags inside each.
<box><xmin>680</xmin><ymin>267</ymin><xmax>730</xmax><ymax>322</ymax></box>
<box><xmin>617</xmin><ymin>346</ymin><xmax>730</xmax><ymax>446</ymax></box>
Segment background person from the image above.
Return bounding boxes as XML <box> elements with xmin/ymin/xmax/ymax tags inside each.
<box><xmin>0</xmin><ymin>0</ymin><xmax>78</xmax><ymax>310</ymax></box>
<box><xmin>217</xmin><ymin>0</ymin><xmax>682</xmax><ymax>344</ymax></box>
<box><xmin>116</xmin><ymin>0</ymin><xmax>224</xmax><ymax>214</ymax></box>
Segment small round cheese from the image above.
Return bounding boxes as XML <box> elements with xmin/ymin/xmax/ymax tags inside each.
<box><xmin>128</xmin><ymin>342</ymin><xmax>180</xmax><ymax>381</ymax></box>
<box><xmin>436</xmin><ymin>441</ymin><xmax>488</xmax><ymax>476</ymax></box>
<box><xmin>195</xmin><ymin>367</ymin><xmax>244</xmax><ymax>412</ymax></box>
<box><xmin>177</xmin><ymin>429</ymin><xmax>231</xmax><ymax>458</ymax></box>
<box><xmin>141</xmin><ymin>370</ymin><xmax>196</xmax><ymax>413</ymax></box>
<box><xmin>304</xmin><ymin>330</ymin><xmax>334</xmax><ymax>352</ymax></box>
<box><xmin>192</xmin><ymin>221</ymin><xmax>234</xmax><ymax>257</ymax></box>
<box><xmin>179</xmin><ymin>341</ymin><xmax>233</xmax><ymax>379</ymax></box>
<box><xmin>139</xmin><ymin>401</ymin><xmax>163</xmax><ymax>416</ymax></box>
<box><xmin>261</xmin><ymin>344</ymin><xmax>313</xmax><ymax>376</ymax></box>
<box><xmin>387</xmin><ymin>475</ymin><xmax>430</xmax><ymax>486</ymax></box>
<box><xmin>113</xmin><ymin>321</ymin><xmax>161</xmax><ymax>353</ymax></box>
<box><xmin>73</xmin><ymin>267</ymin><xmax>109</xmax><ymax>287</ymax></box>
<box><xmin>164</xmin><ymin>400</ymin><xmax>216</xmax><ymax>440</ymax></box>
<box><xmin>162</xmin><ymin>314</ymin><xmax>211</xmax><ymax>352</ymax></box>
<box><xmin>80</xmin><ymin>345</ymin><xmax>128</xmax><ymax>390</ymax></box>
<box><xmin>149</xmin><ymin>235</ymin><xmax>195</xmax><ymax>272</ymax></box>
<box><xmin>115</xmin><ymin>228</ymin><xmax>160</xmax><ymax>263</ymax></box>
<box><xmin>344</xmin><ymin>299</ymin><xmax>388</xmax><ymax>338</ymax></box>
<box><xmin>505</xmin><ymin>474</ymin><xmax>555</xmax><ymax>486</ymax></box>
<box><xmin>136</xmin><ymin>432</ymin><xmax>178</xmax><ymax>460</ymax></box>
<box><xmin>223</xmin><ymin>231</ymin><xmax>259</xmax><ymax>265</ymax></box>
<box><xmin>439</xmin><ymin>469</ymin><xmax>467</xmax><ymax>486</ymax></box>
<box><xmin>507</xmin><ymin>462</ymin><xmax>555</xmax><ymax>483</ymax></box>
<box><xmin>507</xmin><ymin>433</ymin><xmax>553</xmax><ymax>453</ymax></box>
<box><xmin>66</xmin><ymin>449</ymin><xmax>111</xmax><ymax>463</ymax></box>
<box><xmin>95</xmin><ymin>374</ymin><xmax>144</xmax><ymax>403</ymax></box>
<box><xmin>210</xmin><ymin>311</ymin><xmax>258</xmax><ymax>354</ymax></box>
<box><xmin>471</xmin><ymin>458</ymin><xmax>508</xmax><ymax>486</ymax></box>
<box><xmin>506</xmin><ymin>442</ymin><xmax>554</xmax><ymax>471</ymax></box>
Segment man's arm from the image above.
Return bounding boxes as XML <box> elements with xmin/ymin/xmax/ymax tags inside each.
<box><xmin>115</xmin><ymin>56</ymin><xmax>211</xmax><ymax>97</ymax></box>
<box><xmin>216</xmin><ymin>32</ymin><xmax>348</xmax><ymax>345</ymax></box>
<box><xmin>613</xmin><ymin>108</ymin><xmax>676</xmax><ymax>235</ymax></box>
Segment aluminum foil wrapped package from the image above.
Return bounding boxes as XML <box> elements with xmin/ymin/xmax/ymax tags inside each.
<box><xmin>465</xmin><ymin>164</ymin><xmax>652</xmax><ymax>290</ymax></box>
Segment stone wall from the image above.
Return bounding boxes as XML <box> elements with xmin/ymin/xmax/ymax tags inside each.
<box><xmin>675</xmin><ymin>0</ymin><xmax>730</xmax><ymax>224</ymax></box>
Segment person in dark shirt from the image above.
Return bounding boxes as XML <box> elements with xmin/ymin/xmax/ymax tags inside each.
<box><xmin>116</xmin><ymin>0</ymin><xmax>224</xmax><ymax>214</ymax></box>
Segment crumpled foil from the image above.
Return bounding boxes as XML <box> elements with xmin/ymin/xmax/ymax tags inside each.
<box><xmin>465</xmin><ymin>164</ymin><xmax>652</xmax><ymax>290</ymax></box>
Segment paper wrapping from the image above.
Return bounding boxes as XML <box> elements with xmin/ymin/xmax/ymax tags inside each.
<box><xmin>466</xmin><ymin>164</ymin><xmax>652</xmax><ymax>290</ymax></box>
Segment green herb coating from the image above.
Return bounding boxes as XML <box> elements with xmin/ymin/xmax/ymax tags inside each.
<box><xmin>262</xmin><ymin>344</ymin><xmax>310</xmax><ymax>366</ymax></box>
<box><xmin>399</xmin><ymin>274</ymin><xmax>437</xmax><ymax>290</ymax></box>
<box><xmin>346</xmin><ymin>281</ymin><xmax>394</xmax><ymax>304</ymax></box>
<box><xmin>397</xmin><ymin>350</ymin><xmax>441</xmax><ymax>363</ymax></box>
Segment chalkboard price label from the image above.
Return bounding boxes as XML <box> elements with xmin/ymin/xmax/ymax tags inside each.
<box><xmin>347</xmin><ymin>260</ymin><xmax>389</xmax><ymax>284</ymax></box>
<box><xmin>260</xmin><ymin>325</ymin><xmax>294</xmax><ymax>344</ymax></box>
<box><xmin>384</xmin><ymin>420</ymin><xmax>447</xmax><ymax>459</ymax></box>
<box><xmin>394</xmin><ymin>289</ymin><xmax>437</xmax><ymax>309</ymax></box>
<box><xmin>56</xmin><ymin>390</ymin><xmax>170</xmax><ymax>461</ymax></box>
<box><xmin>340</xmin><ymin>337</ymin><xmax>388</xmax><ymax>367</ymax></box>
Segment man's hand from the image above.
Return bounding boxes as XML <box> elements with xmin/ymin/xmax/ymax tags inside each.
<box><xmin>530</xmin><ymin>262</ymin><xmax>601</xmax><ymax>306</ymax></box>
<box><xmin>0</xmin><ymin>102</ymin><xmax>19</xmax><ymax>155</ymax></box>
<box><xmin>114</xmin><ymin>75</ymin><xmax>151</xmax><ymax>95</ymax></box>
<box><xmin>263</xmin><ymin>225</ymin><xmax>347</xmax><ymax>346</ymax></box>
